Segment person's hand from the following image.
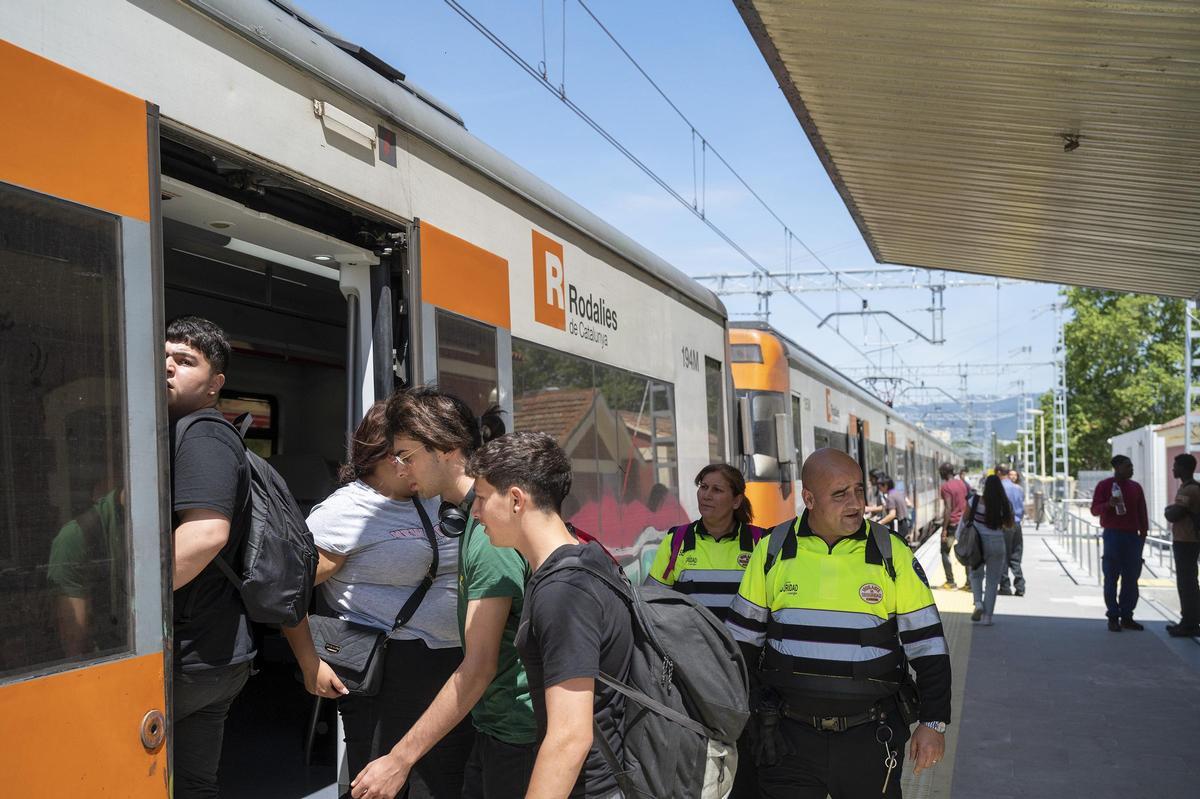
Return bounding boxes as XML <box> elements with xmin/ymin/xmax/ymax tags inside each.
<box><xmin>1108</xmin><ymin>495</ymin><xmax>1121</xmax><ymax>508</ymax></box>
<box><xmin>1138</xmin><ymin>530</ymin><xmax>1148</xmax><ymax>539</ymax></box>
<box><xmin>302</xmin><ymin>658</ymin><xmax>349</xmax><ymax>699</ymax></box>
<box><xmin>351</xmin><ymin>753</ymin><xmax>412</xmax><ymax>799</ymax></box>
<box><xmin>909</xmin><ymin>724</ymin><xmax>945</xmax><ymax>776</ymax></box>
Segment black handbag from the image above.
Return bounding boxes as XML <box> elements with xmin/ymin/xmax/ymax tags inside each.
<box><xmin>953</xmin><ymin>495</ymin><xmax>984</xmax><ymax>570</ymax></box>
<box><xmin>308</xmin><ymin>498</ymin><xmax>440</xmax><ymax>696</ymax></box>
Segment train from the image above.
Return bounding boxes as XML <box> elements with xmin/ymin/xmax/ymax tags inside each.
<box><xmin>0</xmin><ymin>1</ymin><xmax>952</xmax><ymax>794</ymax></box>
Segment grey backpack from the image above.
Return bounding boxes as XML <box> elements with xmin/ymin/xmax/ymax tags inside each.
<box><xmin>529</xmin><ymin>547</ymin><xmax>749</xmax><ymax>799</ymax></box>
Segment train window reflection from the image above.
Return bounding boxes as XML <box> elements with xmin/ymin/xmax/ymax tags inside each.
<box><xmin>436</xmin><ymin>311</ymin><xmax>498</xmax><ymax>417</ymax></box>
<box><xmin>0</xmin><ymin>185</ymin><xmax>131</xmax><ymax>680</ymax></box>
<box><xmin>512</xmin><ymin>339</ymin><xmax>685</xmax><ymax>578</ymax></box>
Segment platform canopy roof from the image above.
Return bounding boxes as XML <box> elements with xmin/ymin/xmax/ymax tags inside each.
<box><xmin>734</xmin><ymin>0</ymin><xmax>1200</xmax><ymax>299</ymax></box>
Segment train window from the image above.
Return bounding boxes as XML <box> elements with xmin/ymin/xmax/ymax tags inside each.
<box><xmin>735</xmin><ymin>390</ymin><xmax>787</xmax><ymax>480</ymax></box>
<box><xmin>436</xmin><ymin>311</ymin><xmax>498</xmax><ymax>416</ymax></box>
<box><xmin>730</xmin><ymin>343</ymin><xmax>763</xmax><ymax>364</ymax></box>
<box><xmin>218</xmin><ymin>392</ymin><xmax>277</xmax><ymax>459</ymax></box>
<box><xmin>791</xmin><ymin>395</ymin><xmax>804</xmax><ymax>465</ymax></box>
<box><xmin>511</xmin><ymin>339</ymin><xmax>685</xmax><ymax>568</ymax></box>
<box><xmin>0</xmin><ymin>185</ymin><xmax>131</xmax><ymax>680</ymax></box>
<box><xmin>705</xmin><ymin>357</ymin><xmax>725</xmax><ymax>464</ymax></box>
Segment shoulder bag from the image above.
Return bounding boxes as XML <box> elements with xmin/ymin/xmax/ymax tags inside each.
<box><xmin>953</xmin><ymin>495</ymin><xmax>984</xmax><ymax>570</ymax></box>
<box><xmin>308</xmin><ymin>498</ymin><xmax>440</xmax><ymax>696</ymax></box>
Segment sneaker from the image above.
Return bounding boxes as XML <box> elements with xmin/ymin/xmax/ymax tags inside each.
<box><xmin>940</xmin><ymin>582</ymin><xmax>957</xmax><ymax>590</ymax></box>
<box><xmin>1014</xmin><ymin>589</ymin><xmax>1025</xmax><ymax>597</ymax></box>
<box><xmin>1166</xmin><ymin>623</ymin><xmax>1200</xmax><ymax>638</ymax></box>
<box><xmin>958</xmin><ymin>584</ymin><xmax>972</xmax><ymax>592</ymax></box>
<box><xmin>971</xmin><ymin>608</ymin><xmax>983</xmax><ymax>622</ymax></box>
<box><xmin>998</xmin><ymin>587</ymin><xmax>1013</xmax><ymax>596</ymax></box>
<box><xmin>1121</xmin><ymin>618</ymin><xmax>1145</xmax><ymax>631</ymax></box>
<box><xmin>980</xmin><ymin>614</ymin><xmax>993</xmax><ymax>626</ymax></box>
<box><xmin>1107</xmin><ymin>618</ymin><xmax>1122</xmax><ymax>632</ymax></box>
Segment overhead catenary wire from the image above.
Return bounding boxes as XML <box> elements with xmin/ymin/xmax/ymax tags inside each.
<box><xmin>440</xmin><ymin>0</ymin><xmax>881</xmax><ymax>367</ymax></box>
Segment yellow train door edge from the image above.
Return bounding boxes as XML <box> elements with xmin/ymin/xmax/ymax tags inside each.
<box><xmin>0</xmin><ymin>39</ymin><xmax>169</xmax><ymax>796</ymax></box>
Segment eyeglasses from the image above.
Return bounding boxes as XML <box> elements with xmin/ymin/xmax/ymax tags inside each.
<box><xmin>393</xmin><ymin>446</ymin><xmax>424</xmax><ymax>467</ymax></box>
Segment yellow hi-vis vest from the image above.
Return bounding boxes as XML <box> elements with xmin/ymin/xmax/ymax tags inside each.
<box><xmin>726</xmin><ymin>513</ymin><xmax>947</xmax><ymax>703</ymax></box>
<box><xmin>646</xmin><ymin>520</ymin><xmax>764</xmax><ymax>621</ymax></box>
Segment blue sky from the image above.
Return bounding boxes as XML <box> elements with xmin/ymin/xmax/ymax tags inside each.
<box><xmin>296</xmin><ymin>0</ymin><xmax>1061</xmax><ymax>404</ymax></box>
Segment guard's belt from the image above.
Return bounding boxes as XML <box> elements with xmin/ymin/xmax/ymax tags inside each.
<box><xmin>782</xmin><ymin>701</ymin><xmax>892</xmax><ymax>732</ymax></box>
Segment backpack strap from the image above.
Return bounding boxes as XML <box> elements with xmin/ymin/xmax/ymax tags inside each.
<box><xmin>739</xmin><ymin>522</ymin><xmax>764</xmax><ymax>553</ymax></box>
<box><xmin>865</xmin><ymin>520</ymin><xmax>897</xmax><ymax>582</ymax></box>
<box><xmin>660</xmin><ymin>523</ymin><xmax>694</xmax><ymax>581</ymax></box>
<box><xmin>762</xmin><ymin>517</ymin><xmax>798</xmax><ymax>575</ymax></box>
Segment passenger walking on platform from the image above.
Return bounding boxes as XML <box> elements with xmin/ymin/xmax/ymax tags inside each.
<box><xmin>878</xmin><ymin>477</ymin><xmax>912</xmax><ymax>541</ymax></box>
<box><xmin>728</xmin><ymin>448</ymin><xmax>951</xmax><ymax>799</ymax></box>
<box><xmin>164</xmin><ymin>317</ymin><xmax>256</xmax><ymax>799</ymax></box>
<box><xmin>1164</xmin><ymin>453</ymin><xmax>1200</xmax><ymax>637</ymax></box>
<box><xmin>964</xmin><ymin>475</ymin><xmax>1013</xmax><ymax>625</ymax></box>
<box><xmin>1090</xmin><ymin>455</ymin><xmax>1149</xmax><ymax>632</ymax></box>
<box><xmin>470</xmin><ymin>432</ymin><xmax>635</xmax><ymax>799</ymax></box>
<box><xmin>302</xmin><ymin>402</ymin><xmax>472</xmax><ymax>796</ymax></box>
<box><xmin>998</xmin><ymin>466</ymin><xmax>1026</xmax><ymax>597</ymax></box>
<box><xmin>646</xmin><ymin>463</ymin><xmax>764</xmax><ymax>798</ymax></box>
<box><xmin>937</xmin><ymin>463</ymin><xmax>968</xmax><ymax>589</ymax></box>
<box><xmin>352</xmin><ymin>388</ymin><xmax>536</xmax><ymax>799</ymax></box>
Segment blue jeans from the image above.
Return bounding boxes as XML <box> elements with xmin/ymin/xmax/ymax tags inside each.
<box><xmin>970</xmin><ymin>530</ymin><xmax>1008</xmax><ymax>616</ymax></box>
<box><xmin>1102</xmin><ymin>529</ymin><xmax>1145</xmax><ymax>620</ymax></box>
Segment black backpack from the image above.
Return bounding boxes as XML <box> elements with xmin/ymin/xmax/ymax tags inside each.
<box><xmin>174</xmin><ymin>412</ymin><xmax>318</xmax><ymax>627</ymax></box>
<box><xmin>529</xmin><ymin>545</ymin><xmax>749</xmax><ymax>799</ymax></box>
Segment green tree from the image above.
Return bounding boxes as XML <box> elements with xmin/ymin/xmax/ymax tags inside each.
<box><xmin>1047</xmin><ymin>289</ymin><xmax>1185</xmax><ymax>473</ymax></box>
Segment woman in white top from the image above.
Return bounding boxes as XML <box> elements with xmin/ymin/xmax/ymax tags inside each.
<box><xmin>960</xmin><ymin>474</ymin><xmax>1014</xmax><ymax>626</ymax></box>
<box><xmin>307</xmin><ymin>401</ymin><xmax>471</xmax><ymax>796</ymax></box>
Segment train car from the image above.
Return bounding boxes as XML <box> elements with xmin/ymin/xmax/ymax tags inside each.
<box><xmin>729</xmin><ymin>322</ymin><xmax>955</xmax><ymax>531</ymax></box>
<box><xmin>0</xmin><ymin>0</ymin><xmax>732</xmax><ymax>793</ymax></box>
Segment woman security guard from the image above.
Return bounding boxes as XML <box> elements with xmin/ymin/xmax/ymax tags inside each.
<box><xmin>646</xmin><ymin>464</ymin><xmax>766</xmax><ymax>619</ymax></box>
<box><xmin>646</xmin><ymin>463</ymin><xmax>765</xmax><ymax>799</ymax></box>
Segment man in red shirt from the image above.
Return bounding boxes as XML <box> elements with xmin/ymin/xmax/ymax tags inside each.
<box><xmin>938</xmin><ymin>463</ymin><xmax>970</xmax><ymax>589</ymax></box>
<box><xmin>1090</xmin><ymin>455</ymin><xmax>1149</xmax><ymax>632</ymax></box>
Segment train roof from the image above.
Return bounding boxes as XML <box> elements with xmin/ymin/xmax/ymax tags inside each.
<box><xmin>731</xmin><ymin>320</ymin><xmax>950</xmax><ymax>450</ymax></box>
<box><xmin>183</xmin><ymin>0</ymin><xmax>726</xmax><ymax>321</ymax></box>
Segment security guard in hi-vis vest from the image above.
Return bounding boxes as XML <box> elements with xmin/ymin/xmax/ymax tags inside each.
<box><xmin>727</xmin><ymin>449</ymin><xmax>951</xmax><ymax>798</ymax></box>
<box><xmin>646</xmin><ymin>464</ymin><xmax>766</xmax><ymax>622</ymax></box>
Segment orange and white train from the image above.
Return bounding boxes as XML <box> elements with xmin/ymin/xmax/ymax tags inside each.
<box><xmin>0</xmin><ymin>1</ymin><xmax>951</xmax><ymax>794</ymax></box>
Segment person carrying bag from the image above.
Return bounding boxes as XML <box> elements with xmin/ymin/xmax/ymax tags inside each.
<box><xmin>308</xmin><ymin>498</ymin><xmax>439</xmax><ymax>695</ymax></box>
<box><xmin>954</xmin><ymin>495</ymin><xmax>984</xmax><ymax>571</ymax></box>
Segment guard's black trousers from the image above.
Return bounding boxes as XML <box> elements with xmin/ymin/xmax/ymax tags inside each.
<box><xmin>758</xmin><ymin>711</ymin><xmax>910</xmax><ymax>799</ymax></box>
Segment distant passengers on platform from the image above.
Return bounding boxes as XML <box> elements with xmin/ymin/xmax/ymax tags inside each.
<box><xmin>1090</xmin><ymin>455</ymin><xmax>1149</xmax><ymax>632</ymax></box>
<box><xmin>961</xmin><ymin>474</ymin><xmax>1013</xmax><ymax>626</ymax></box>
<box><xmin>937</xmin><ymin>463</ymin><xmax>969</xmax><ymax>590</ymax></box>
<box><xmin>998</xmin><ymin>465</ymin><xmax>1026</xmax><ymax>597</ymax></box>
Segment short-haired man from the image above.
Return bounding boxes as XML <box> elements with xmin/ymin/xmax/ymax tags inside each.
<box><xmin>937</xmin><ymin>463</ymin><xmax>968</xmax><ymax>590</ymax></box>
<box><xmin>468</xmin><ymin>431</ymin><xmax>632</xmax><ymax>799</ymax></box>
<box><xmin>166</xmin><ymin>316</ymin><xmax>255</xmax><ymax>798</ymax></box>
<box><xmin>1164</xmin><ymin>453</ymin><xmax>1200</xmax><ymax>637</ymax></box>
<box><xmin>997</xmin><ymin>465</ymin><xmax>1026</xmax><ymax>597</ymax></box>
<box><xmin>728</xmin><ymin>449</ymin><xmax>950</xmax><ymax>798</ymax></box>
<box><xmin>1091</xmin><ymin>455</ymin><xmax>1149</xmax><ymax>632</ymax></box>
<box><xmin>352</xmin><ymin>388</ymin><xmax>536</xmax><ymax>799</ymax></box>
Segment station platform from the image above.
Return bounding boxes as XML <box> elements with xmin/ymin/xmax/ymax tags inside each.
<box><xmin>904</xmin><ymin>527</ymin><xmax>1200</xmax><ymax>798</ymax></box>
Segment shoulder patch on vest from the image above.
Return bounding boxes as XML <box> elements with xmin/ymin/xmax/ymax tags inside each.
<box><xmin>737</xmin><ymin>553</ymin><xmax>751</xmax><ymax>568</ymax></box>
<box><xmin>859</xmin><ymin>583</ymin><xmax>884</xmax><ymax>604</ymax></box>
<box><xmin>912</xmin><ymin>557</ymin><xmax>930</xmax><ymax>588</ymax></box>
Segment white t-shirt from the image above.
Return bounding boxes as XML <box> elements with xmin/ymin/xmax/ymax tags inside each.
<box><xmin>307</xmin><ymin>481</ymin><xmax>460</xmax><ymax>649</ymax></box>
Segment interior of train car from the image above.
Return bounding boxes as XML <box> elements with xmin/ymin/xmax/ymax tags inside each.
<box><xmin>158</xmin><ymin>132</ymin><xmax>400</xmax><ymax>792</ymax></box>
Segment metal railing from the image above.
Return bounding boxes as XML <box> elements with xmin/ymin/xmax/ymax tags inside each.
<box><xmin>1053</xmin><ymin>498</ymin><xmax>1177</xmax><ymax>580</ymax></box>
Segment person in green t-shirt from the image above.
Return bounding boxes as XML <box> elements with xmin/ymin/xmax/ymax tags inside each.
<box><xmin>351</xmin><ymin>387</ymin><xmax>536</xmax><ymax>799</ymax></box>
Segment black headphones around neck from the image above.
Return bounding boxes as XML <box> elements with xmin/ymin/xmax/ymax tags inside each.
<box><xmin>438</xmin><ymin>486</ymin><xmax>476</xmax><ymax>537</ymax></box>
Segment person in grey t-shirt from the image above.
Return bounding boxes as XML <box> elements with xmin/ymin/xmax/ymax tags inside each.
<box><xmin>306</xmin><ymin>401</ymin><xmax>473</xmax><ymax>796</ymax></box>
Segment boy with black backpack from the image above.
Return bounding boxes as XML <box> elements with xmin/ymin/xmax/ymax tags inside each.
<box><xmin>466</xmin><ymin>431</ymin><xmax>633</xmax><ymax>799</ymax></box>
<box><xmin>167</xmin><ymin>316</ymin><xmax>333</xmax><ymax>797</ymax></box>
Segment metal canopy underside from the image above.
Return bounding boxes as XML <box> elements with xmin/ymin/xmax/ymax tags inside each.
<box><xmin>735</xmin><ymin>0</ymin><xmax>1200</xmax><ymax>299</ymax></box>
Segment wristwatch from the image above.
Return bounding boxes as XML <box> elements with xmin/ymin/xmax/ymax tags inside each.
<box><xmin>921</xmin><ymin>720</ymin><xmax>947</xmax><ymax>734</ymax></box>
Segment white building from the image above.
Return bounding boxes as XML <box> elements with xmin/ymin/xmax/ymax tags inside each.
<box><xmin>1110</xmin><ymin>416</ymin><xmax>1195</xmax><ymax>533</ymax></box>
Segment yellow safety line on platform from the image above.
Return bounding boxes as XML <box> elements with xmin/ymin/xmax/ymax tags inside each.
<box><xmin>899</xmin><ymin>552</ymin><xmax>975</xmax><ymax>798</ymax></box>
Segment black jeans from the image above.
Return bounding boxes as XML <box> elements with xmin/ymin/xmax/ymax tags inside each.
<box><xmin>173</xmin><ymin>660</ymin><xmax>252</xmax><ymax>799</ymax></box>
<box><xmin>758</xmin><ymin>710</ymin><xmax>909</xmax><ymax>799</ymax></box>
<box><xmin>461</xmin><ymin>730</ymin><xmax>538</xmax><ymax>799</ymax></box>
<box><xmin>940</xmin><ymin>533</ymin><xmax>958</xmax><ymax>587</ymax></box>
<box><xmin>338</xmin><ymin>638</ymin><xmax>474</xmax><ymax>798</ymax></box>
<box><xmin>1175</xmin><ymin>541</ymin><xmax>1200</xmax><ymax>627</ymax></box>
<box><xmin>1000</xmin><ymin>524</ymin><xmax>1025</xmax><ymax>593</ymax></box>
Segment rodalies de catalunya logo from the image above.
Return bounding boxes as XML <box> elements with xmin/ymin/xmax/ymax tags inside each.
<box><xmin>532</xmin><ymin>230</ymin><xmax>618</xmax><ymax>347</ymax></box>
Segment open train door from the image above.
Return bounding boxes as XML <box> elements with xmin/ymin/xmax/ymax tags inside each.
<box><xmin>0</xmin><ymin>41</ymin><xmax>169</xmax><ymax>796</ymax></box>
